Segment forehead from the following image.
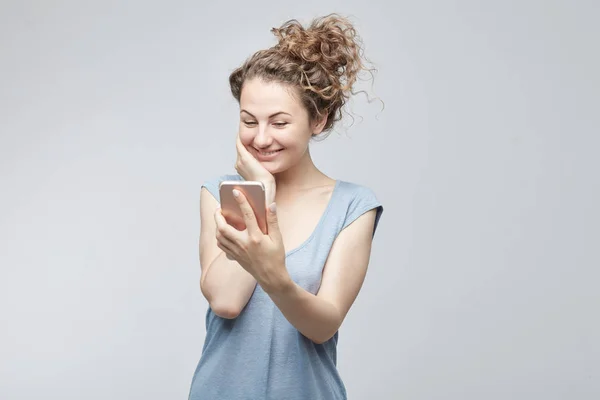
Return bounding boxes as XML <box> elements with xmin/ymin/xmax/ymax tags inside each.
<box><xmin>240</xmin><ymin>78</ymin><xmax>302</xmax><ymax>115</ymax></box>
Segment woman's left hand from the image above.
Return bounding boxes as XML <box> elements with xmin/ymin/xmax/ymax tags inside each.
<box><xmin>215</xmin><ymin>189</ymin><xmax>289</xmax><ymax>293</ymax></box>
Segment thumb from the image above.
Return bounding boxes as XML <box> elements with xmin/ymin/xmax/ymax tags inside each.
<box><xmin>266</xmin><ymin>202</ymin><xmax>281</xmax><ymax>240</ymax></box>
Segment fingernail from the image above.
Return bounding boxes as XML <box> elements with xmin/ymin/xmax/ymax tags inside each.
<box><xmin>269</xmin><ymin>202</ymin><xmax>277</xmax><ymax>213</ymax></box>
<box><xmin>232</xmin><ymin>189</ymin><xmax>240</xmax><ymax>198</ymax></box>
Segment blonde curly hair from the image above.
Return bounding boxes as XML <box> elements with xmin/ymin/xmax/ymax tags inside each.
<box><xmin>229</xmin><ymin>13</ymin><xmax>377</xmax><ymax>138</ymax></box>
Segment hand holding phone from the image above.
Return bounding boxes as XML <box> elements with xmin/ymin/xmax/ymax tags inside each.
<box><xmin>219</xmin><ymin>181</ymin><xmax>268</xmax><ymax>234</ymax></box>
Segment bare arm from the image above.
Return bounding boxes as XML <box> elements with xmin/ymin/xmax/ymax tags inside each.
<box><xmin>199</xmin><ymin>187</ymin><xmax>257</xmax><ymax>319</ymax></box>
<box><xmin>266</xmin><ymin>209</ymin><xmax>379</xmax><ymax>344</ymax></box>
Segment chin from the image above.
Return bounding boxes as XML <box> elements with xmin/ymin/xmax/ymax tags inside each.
<box><xmin>259</xmin><ymin>161</ymin><xmax>287</xmax><ymax>175</ymax></box>
<box><xmin>262</xmin><ymin>163</ymin><xmax>282</xmax><ymax>174</ymax></box>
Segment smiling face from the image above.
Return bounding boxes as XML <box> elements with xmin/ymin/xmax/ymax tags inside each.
<box><xmin>238</xmin><ymin>78</ymin><xmax>326</xmax><ymax>174</ymax></box>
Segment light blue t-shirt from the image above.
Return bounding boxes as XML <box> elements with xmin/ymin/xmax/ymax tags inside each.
<box><xmin>189</xmin><ymin>174</ymin><xmax>383</xmax><ymax>400</ymax></box>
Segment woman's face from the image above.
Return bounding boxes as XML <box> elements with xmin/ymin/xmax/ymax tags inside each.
<box><xmin>238</xmin><ymin>78</ymin><xmax>325</xmax><ymax>174</ymax></box>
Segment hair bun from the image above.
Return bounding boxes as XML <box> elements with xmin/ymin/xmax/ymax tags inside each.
<box><xmin>271</xmin><ymin>14</ymin><xmax>363</xmax><ymax>92</ymax></box>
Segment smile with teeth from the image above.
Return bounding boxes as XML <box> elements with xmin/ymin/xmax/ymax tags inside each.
<box><xmin>256</xmin><ymin>149</ymin><xmax>283</xmax><ymax>156</ymax></box>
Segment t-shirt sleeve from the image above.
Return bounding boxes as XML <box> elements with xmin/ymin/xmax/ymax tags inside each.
<box><xmin>200</xmin><ymin>174</ymin><xmax>243</xmax><ymax>204</ymax></box>
<box><xmin>201</xmin><ymin>178</ymin><xmax>221</xmax><ymax>203</ymax></box>
<box><xmin>341</xmin><ymin>186</ymin><xmax>384</xmax><ymax>238</ymax></box>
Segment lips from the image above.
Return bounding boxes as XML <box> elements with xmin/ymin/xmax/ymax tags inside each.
<box><xmin>257</xmin><ymin>149</ymin><xmax>283</xmax><ymax>155</ymax></box>
<box><xmin>254</xmin><ymin>148</ymin><xmax>284</xmax><ymax>158</ymax></box>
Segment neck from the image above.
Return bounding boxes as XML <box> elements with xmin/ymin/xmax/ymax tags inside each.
<box><xmin>272</xmin><ymin>148</ymin><xmax>330</xmax><ymax>193</ymax></box>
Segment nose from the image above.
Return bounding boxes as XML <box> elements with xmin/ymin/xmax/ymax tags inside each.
<box><xmin>253</xmin><ymin>124</ymin><xmax>273</xmax><ymax>149</ymax></box>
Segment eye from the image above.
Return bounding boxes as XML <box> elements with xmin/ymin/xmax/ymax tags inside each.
<box><xmin>243</xmin><ymin>121</ymin><xmax>257</xmax><ymax>127</ymax></box>
<box><xmin>273</xmin><ymin>122</ymin><xmax>289</xmax><ymax>128</ymax></box>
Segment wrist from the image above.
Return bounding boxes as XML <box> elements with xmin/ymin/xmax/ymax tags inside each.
<box><xmin>263</xmin><ymin>179</ymin><xmax>276</xmax><ymax>204</ymax></box>
<box><xmin>260</xmin><ymin>270</ymin><xmax>293</xmax><ymax>296</ymax></box>
<box><xmin>262</xmin><ymin>176</ymin><xmax>275</xmax><ymax>186</ymax></box>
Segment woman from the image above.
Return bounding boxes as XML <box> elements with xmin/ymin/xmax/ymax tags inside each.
<box><xmin>189</xmin><ymin>14</ymin><xmax>384</xmax><ymax>400</ymax></box>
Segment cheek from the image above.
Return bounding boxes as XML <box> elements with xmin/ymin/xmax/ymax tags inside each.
<box><xmin>278</xmin><ymin>131</ymin><xmax>310</xmax><ymax>150</ymax></box>
<box><xmin>238</xmin><ymin>129</ymin><xmax>254</xmax><ymax>146</ymax></box>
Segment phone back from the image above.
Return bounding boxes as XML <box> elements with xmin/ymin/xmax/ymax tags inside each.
<box><xmin>219</xmin><ymin>181</ymin><xmax>267</xmax><ymax>234</ymax></box>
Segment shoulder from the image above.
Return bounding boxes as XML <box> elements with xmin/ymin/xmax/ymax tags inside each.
<box><xmin>200</xmin><ymin>173</ymin><xmax>243</xmax><ymax>203</ymax></box>
<box><xmin>334</xmin><ymin>180</ymin><xmax>384</xmax><ymax>236</ymax></box>
<box><xmin>336</xmin><ymin>180</ymin><xmax>380</xmax><ymax>201</ymax></box>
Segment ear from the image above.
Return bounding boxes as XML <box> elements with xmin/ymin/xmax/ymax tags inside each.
<box><xmin>311</xmin><ymin>114</ymin><xmax>328</xmax><ymax>136</ymax></box>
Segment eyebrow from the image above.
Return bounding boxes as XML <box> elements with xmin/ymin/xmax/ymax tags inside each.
<box><xmin>240</xmin><ymin>109</ymin><xmax>292</xmax><ymax>118</ymax></box>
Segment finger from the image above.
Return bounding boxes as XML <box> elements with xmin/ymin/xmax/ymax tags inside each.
<box><xmin>214</xmin><ymin>215</ymin><xmax>240</xmax><ymax>258</ymax></box>
<box><xmin>215</xmin><ymin>225</ymin><xmax>238</xmax><ymax>251</ymax></box>
<box><xmin>232</xmin><ymin>189</ymin><xmax>260</xmax><ymax>234</ymax></box>
<box><xmin>214</xmin><ymin>207</ymin><xmax>243</xmax><ymax>242</ymax></box>
<box><xmin>235</xmin><ymin>145</ymin><xmax>246</xmax><ymax>174</ymax></box>
<box><xmin>236</xmin><ymin>135</ymin><xmax>247</xmax><ymax>158</ymax></box>
<box><xmin>216</xmin><ymin>240</ymin><xmax>236</xmax><ymax>260</ymax></box>
<box><xmin>214</xmin><ymin>207</ymin><xmax>225</xmax><ymax>228</ymax></box>
<box><xmin>237</xmin><ymin>135</ymin><xmax>257</xmax><ymax>162</ymax></box>
<box><xmin>266</xmin><ymin>202</ymin><xmax>282</xmax><ymax>242</ymax></box>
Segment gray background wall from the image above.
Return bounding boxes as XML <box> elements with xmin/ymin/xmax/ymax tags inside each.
<box><xmin>1</xmin><ymin>1</ymin><xmax>598</xmax><ymax>399</ymax></box>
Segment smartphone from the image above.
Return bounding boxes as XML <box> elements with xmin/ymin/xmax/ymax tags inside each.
<box><xmin>219</xmin><ymin>180</ymin><xmax>268</xmax><ymax>234</ymax></box>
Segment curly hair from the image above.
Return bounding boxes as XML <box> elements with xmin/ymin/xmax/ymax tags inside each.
<box><xmin>229</xmin><ymin>13</ymin><xmax>378</xmax><ymax>138</ymax></box>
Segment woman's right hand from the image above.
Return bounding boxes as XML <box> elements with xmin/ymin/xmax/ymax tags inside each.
<box><xmin>235</xmin><ymin>134</ymin><xmax>276</xmax><ymax>204</ymax></box>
